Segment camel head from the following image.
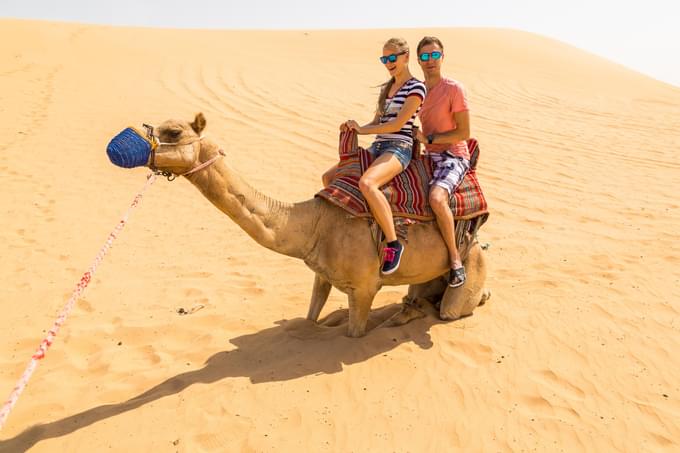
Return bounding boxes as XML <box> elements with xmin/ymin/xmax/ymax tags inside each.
<box><xmin>148</xmin><ymin>113</ymin><xmax>207</xmax><ymax>175</ymax></box>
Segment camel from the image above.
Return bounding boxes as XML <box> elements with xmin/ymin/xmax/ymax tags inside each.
<box><xmin>145</xmin><ymin>113</ymin><xmax>490</xmax><ymax>337</ymax></box>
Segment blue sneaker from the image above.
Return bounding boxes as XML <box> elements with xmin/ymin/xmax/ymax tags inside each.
<box><xmin>381</xmin><ymin>242</ymin><xmax>404</xmax><ymax>275</ymax></box>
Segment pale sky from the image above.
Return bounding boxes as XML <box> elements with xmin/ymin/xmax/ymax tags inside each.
<box><xmin>2</xmin><ymin>0</ymin><xmax>679</xmax><ymax>87</ymax></box>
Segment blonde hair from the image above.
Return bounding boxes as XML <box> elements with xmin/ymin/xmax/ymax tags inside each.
<box><xmin>376</xmin><ymin>38</ymin><xmax>409</xmax><ymax>116</ymax></box>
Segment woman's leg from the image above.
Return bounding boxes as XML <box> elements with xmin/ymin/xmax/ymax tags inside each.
<box><xmin>322</xmin><ymin>164</ymin><xmax>338</xmax><ymax>187</ymax></box>
<box><xmin>358</xmin><ymin>153</ymin><xmax>403</xmax><ymax>242</ymax></box>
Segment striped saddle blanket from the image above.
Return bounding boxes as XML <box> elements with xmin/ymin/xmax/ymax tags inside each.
<box><xmin>316</xmin><ymin>131</ymin><xmax>488</xmax><ymax>221</ymax></box>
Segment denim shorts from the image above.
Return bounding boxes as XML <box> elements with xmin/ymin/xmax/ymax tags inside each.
<box><xmin>368</xmin><ymin>140</ymin><xmax>412</xmax><ymax>169</ymax></box>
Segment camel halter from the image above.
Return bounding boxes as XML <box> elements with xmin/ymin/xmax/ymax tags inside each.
<box><xmin>145</xmin><ymin>124</ymin><xmax>225</xmax><ymax>181</ymax></box>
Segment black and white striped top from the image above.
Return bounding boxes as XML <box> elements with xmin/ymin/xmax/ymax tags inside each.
<box><xmin>375</xmin><ymin>77</ymin><xmax>427</xmax><ymax>144</ymax></box>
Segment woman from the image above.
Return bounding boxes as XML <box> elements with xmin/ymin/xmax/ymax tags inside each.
<box><xmin>322</xmin><ymin>38</ymin><xmax>426</xmax><ymax>275</ymax></box>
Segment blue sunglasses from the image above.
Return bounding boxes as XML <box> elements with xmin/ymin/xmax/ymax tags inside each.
<box><xmin>419</xmin><ymin>51</ymin><xmax>443</xmax><ymax>62</ymax></box>
<box><xmin>379</xmin><ymin>51</ymin><xmax>406</xmax><ymax>64</ymax></box>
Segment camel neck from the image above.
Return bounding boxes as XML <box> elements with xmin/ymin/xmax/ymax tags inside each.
<box><xmin>184</xmin><ymin>154</ymin><xmax>319</xmax><ymax>260</ymax></box>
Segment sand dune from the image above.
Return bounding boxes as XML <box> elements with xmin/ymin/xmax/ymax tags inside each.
<box><xmin>1</xmin><ymin>19</ymin><xmax>679</xmax><ymax>452</ymax></box>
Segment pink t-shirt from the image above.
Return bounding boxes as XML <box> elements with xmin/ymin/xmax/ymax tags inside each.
<box><xmin>418</xmin><ymin>77</ymin><xmax>469</xmax><ymax>160</ymax></box>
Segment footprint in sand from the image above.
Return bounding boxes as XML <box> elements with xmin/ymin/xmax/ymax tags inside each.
<box><xmin>530</xmin><ymin>369</ymin><xmax>586</xmax><ymax>401</ymax></box>
<box><xmin>77</xmin><ymin>298</ymin><xmax>94</xmax><ymax>313</ymax></box>
<box><xmin>444</xmin><ymin>340</ymin><xmax>493</xmax><ymax>367</ymax></box>
<box><xmin>183</xmin><ymin>287</ymin><xmax>207</xmax><ymax>298</ymax></box>
<box><xmin>180</xmin><ymin>271</ymin><xmax>214</xmax><ymax>278</ymax></box>
<box><xmin>143</xmin><ymin>345</ymin><xmax>162</xmax><ymax>364</ymax></box>
<box><xmin>16</xmin><ymin>228</ymin><xmax>36</xmax><ymax>244</ymax></box>
<box><xmin>179</xmin><ymin>288</ymin><xmax>210</xmax><ymax>311</ymax></box>
<box><xmin>194</xmin><ymin>430</ymin><xmax>240</xmax><ymax>451</ymax></box>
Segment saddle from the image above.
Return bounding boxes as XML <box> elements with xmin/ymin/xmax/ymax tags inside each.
<box><xmin>318</xmin><ymin>130</ymin><xmax>488</xmax><ymax>221</ymax></box>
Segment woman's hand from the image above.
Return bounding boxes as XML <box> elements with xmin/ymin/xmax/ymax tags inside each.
<box><xmin>346</xmin><ymin>120</ymin><xmax>361</xmax><ymax>133</ymax></box>
<box><xmin>339</xmin><ymin>120</ymin><xmax>365</xmax><ymax>134</ymax></box>
<box><xmin>340</xmin><ymin>120</ymin><xmax>360</xmax><ymax>131</ymax></box>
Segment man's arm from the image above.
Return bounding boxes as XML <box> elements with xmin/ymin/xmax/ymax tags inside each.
<box><xmin>427</xmin><ymin>110</ymin><xmax>470</xmax><ymax>145</ymax></box>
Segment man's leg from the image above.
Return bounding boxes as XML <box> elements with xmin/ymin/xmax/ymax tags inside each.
<box><xmin>429</xmin><ymin>155</ymin><xmax>470</xmax><ymax>287</ymax></box>
<box><xmin>429</xmin><ymin>185</ymin><xmax>461</xmax><ymax>269</ymax></box>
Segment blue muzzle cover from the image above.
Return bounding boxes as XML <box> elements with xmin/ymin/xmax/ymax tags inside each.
<box><xmin>106</xmin><ymin>127</ymin><xmax>155</xmax><ymax>168</ymax></box>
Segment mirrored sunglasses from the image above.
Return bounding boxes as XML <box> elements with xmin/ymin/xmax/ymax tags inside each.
<box><xmin>419</xmin><ymin>51</ymin><xmax>443</xmax><ymax>62</ymax></box>
<box><xmin>379</xmin><ymin>51</ymin><xmax>407</xmax><ymax>64</ymax></box>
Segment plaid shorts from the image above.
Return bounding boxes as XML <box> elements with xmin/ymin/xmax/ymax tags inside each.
<box><xmin>429</xmin><ymin>153</ymin><xmax>470</xmax><ymax>194</ymax></box>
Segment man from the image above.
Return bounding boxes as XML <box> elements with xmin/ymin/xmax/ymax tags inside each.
<box><xmin>415</xmin><ymin>36</ymin><xmax>471</xmax><ymax>287</ymax></box>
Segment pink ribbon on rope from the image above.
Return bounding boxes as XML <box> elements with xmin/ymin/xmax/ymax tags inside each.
<box><xmin>0</xmin><ymin>173</ymin><xmax>157</xmax><ymax>431</ymax></box>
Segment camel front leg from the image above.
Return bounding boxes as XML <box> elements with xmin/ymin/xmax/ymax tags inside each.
<box><xmin>347</xmin><ymin>287</ymin><xmax>378</xmax><ymax>338</ymax></box>
<box><xmin>306</xmin><ymin>273</ymin><xmax>332</xmax><ymax>322</ymax></box>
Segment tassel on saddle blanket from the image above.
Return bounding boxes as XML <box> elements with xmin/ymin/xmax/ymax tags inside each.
<box><xmin>316</xmin><ymin>130</ymin><xmax>489</xmax><ymax>251</ymax></box>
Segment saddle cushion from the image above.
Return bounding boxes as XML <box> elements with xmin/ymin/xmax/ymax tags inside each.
<box><xmin>316</xmin><ymin>131</ymin><xmax>488</xmax><ymax>221</ymax></box>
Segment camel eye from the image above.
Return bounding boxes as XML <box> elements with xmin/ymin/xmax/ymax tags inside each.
<box><xmin>160</xmin><ymin>127</ymin><xmax>182</xmax><ymax>141</ymax></box>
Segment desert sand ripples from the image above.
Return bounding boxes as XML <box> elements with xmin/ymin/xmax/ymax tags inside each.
<box><xmin>1</xmin><ymin>22</ymin><xmax>679</xmax><ymax>452</ymax></box>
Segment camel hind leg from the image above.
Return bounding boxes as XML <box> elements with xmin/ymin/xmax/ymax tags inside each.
<box><xmin>378</xmin><ymin>280</ymin><xmax>444</xmax><ymax>328</ymax></box>
<box><xmin>306</xmin><ymin>273</ymin><xmax>332</xmax><ymax>322</ymax></box>
<box><xmin>379</xmin><ymin>242</ymin><xmax>490</xmax><ymax>328</ymax></box>
<box><xmin>440</xmin><ymin>242</ymin><xmax>489</xmax><ymax>320</ymax></box>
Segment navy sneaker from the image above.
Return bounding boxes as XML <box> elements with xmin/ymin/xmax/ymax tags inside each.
<box><xmin>381</xmin><ymin>242</ymin><xmax>404</xmax><ymax>275</ymax></box>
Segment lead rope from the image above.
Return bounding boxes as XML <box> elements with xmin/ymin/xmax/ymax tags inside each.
<box><xmin>0</xmin><ymin>173</ymin><xmax>157</xmax><ymax>431</ymax></box>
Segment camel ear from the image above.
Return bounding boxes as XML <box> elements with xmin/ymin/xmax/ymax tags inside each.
<box><xmin>190</xmin><ymin>112</ymin><xmax>206</xmax><ymax>135</ymax></box>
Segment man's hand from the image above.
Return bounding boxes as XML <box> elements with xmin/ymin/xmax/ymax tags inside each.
<box><xmin>415</xmin><ymin>128</ymin><xmax>427</xmax><ymax>143</ymax></box>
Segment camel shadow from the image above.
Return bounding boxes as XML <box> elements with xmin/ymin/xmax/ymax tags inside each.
<box><xmin>0</xmin><ymin>303</ymin><xmax>443</xmax><ymax>452</ymax></box>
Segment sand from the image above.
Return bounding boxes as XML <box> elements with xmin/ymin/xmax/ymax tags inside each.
<box><xmin>1</xmin><ymin>19</ymin><xmax>679</xmax><ymax>452</ymax></box>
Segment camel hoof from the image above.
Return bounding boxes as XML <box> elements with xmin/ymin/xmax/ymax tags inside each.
<box><xmin>380</xmin><ymin>303</ymin><xmax>426</xmax><ymax>328</ymax></box>
<box><xmin>479</xmin><ymin>288</ymin><xmax>491</xmax><ymax>306</ymax></box>
<box><xmin>320</xmin><ymin>310</ymin><xmax>348</xmax><ymax>327</ymax></box>
<box><xmin>346</xmin><ymin>329</ymin><xmax>366</xmax><ymax>338</ymax></box>
<box><xmin>440</xmin><ymin>312</ymin><xmax>473</xmax><ymax>322</ymax></box>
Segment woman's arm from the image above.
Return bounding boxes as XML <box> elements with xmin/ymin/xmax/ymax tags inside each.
<box><xmin>351</xmin><ymin>95</ymin><xmax>423</xmax><ymax>135</ymax></box>
<box><xmin>360</xmin><ymin>111</ymin><xmax>382</xmax><ymax>129</ymax></box>
<box><xmin>341</xmin><ymin>111</ymin><xmax>380</xmax><ymax>131</ymax></box>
